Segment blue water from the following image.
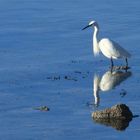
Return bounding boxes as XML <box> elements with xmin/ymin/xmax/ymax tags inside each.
<box><xmin>0</xmin><ymin>0</ymin><xmax>140</xmax><ymax>139</ymax></box>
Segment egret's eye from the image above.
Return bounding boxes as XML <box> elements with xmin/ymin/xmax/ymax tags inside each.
<box><xmin>89</xmin><ymin>21</ymin><xmax>95</xmax><ymax>26</ymax></box>
<box><xmin>93</xmin><ymin>22</ymin><xmax>99</xmax><ymax>28</ymax></box>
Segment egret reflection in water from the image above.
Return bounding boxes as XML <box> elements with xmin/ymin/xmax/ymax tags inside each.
<box><xmin>93</xmin><ymin>70</ymin><xmax>132</xmax><ymax>106</ymax></box>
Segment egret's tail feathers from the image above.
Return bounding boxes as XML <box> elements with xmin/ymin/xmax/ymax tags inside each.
<box><xmin>122</xmin><ymin>50</ymin><xmax>131</xmax><ymax>58</ymax></box>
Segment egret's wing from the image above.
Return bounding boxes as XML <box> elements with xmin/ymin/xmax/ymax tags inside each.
<box><xmin>110</xmin><ymin>39</ymin><xmax>131</xmax><ymax>58</ymax></box>
<box><xmin>99</xmin><ymin>38</ymin><xmax>131</xmax><ymax>58</ymax></box>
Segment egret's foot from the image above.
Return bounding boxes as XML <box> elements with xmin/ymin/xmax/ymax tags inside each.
<box><xmin>109</xmin><ymin>65</ymin><xmax>131</xmax><ymax>71</ymax></box>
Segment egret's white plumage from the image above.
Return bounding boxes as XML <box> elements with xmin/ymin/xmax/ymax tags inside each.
<box><xmin>99</xmin><ymin>38</ymin><xmax>131</xmax><ymax>59</ymax></box>
<box><xmin>82</xmin><ymin>20</ymin><xmax>131</xmax><ymax>67</ymax></box>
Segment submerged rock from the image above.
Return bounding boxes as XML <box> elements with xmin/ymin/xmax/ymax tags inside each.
<box><xmin>33</xmin><ymin>106</ymin><xmax>50</xmax><ymax>111</ymax></box>
<box><xmin>92</xmin><ymin>104</ymin><xmax>133</xmax><ymax>130</ymax></box>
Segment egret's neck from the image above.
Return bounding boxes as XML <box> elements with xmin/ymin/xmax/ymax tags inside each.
<box><xmin>93</xmin><ymin>26</ymin><xmax>99</xmax><ymax>41</ymax></box>
<box><xmin>93</xmin><ymin>26</ymin><xmax>100</xmax><ymax>56</ymax></box>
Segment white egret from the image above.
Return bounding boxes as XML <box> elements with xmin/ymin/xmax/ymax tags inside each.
<box><xmin>82</xmin><ymin>20</ymin><xmax>131</xmax><ymax>67</ymax></box>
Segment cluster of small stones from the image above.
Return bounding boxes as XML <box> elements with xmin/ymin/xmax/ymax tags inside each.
<box><xmin>111</xmin><ymin>66</ymin><xmax>130</xmax><ymax>71</ymax></box>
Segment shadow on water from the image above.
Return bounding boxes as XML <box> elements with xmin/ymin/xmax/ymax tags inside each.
<box><xmin>92</xmin><ymin>69</ymin><xmax>133</xmax><ymax>131</ymax></box>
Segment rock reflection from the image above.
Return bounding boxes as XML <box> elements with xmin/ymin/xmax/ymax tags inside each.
<box><xmin>93</xmin><ymin>117</ymin><xmax>130</xmax><ymax>131</ymax></box>
<box><xmin>93</xmin><ymin>70</ymin><xmax>132</xmax><ymax>106</ymax></box>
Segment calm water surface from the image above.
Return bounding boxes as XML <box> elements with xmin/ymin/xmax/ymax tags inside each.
<box><xmin>0</xmin><ymin>0</ymin><xmax>140</xmax><ymax>139</ymax></box>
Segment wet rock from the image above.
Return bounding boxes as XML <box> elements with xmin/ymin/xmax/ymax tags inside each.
<box><xmin>71</xmin><ymin>60</ymin><xmax>81</xmax><ymax>63</ymax></box>
<box><xmin>120</xmin><ymin>89</ymin><xmax>127</xmax><ymax>97</ymax></box>
<box><xmin>74</xmin><ymin>71</ymin><xmax>82</xmax><ymax>74</ymax></box>
<box><xmin>33</xmin><ymin>106</ymin><xmax>50</xmax><ymax>111</ymax></box>
<box><xmin>92</xmin><ymin>104</ymin><xmax>133</xmax><ymax>120</ymax></box>
<box><xmin>46</xmin><ymin>76</ymin><xmax>60</xmax><ymax>80</ymax></box>
<box><xmin>92</xmin><ymin>104</ymin><xmax>133</xmax><ymax>130</ymax></box>
<box><xmin>64</xmin><ymin>76</ymin><xmax>77</xmax><ymax>81</ymax></box>
<box><xmin>45</xmin><ymin>70</ymin><xmax>90</xmax><ymax>82</ymax></box>
<box><xmin>71</xmin><ymin>60</ymin><xmax>77</xmax><ymax>63</ymax></box>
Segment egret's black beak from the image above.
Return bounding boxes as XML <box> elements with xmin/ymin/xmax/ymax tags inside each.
<box><xmin>82</xmin><ymin>25</ymin><xmax>91</xmax><ymax>30</ymax></box>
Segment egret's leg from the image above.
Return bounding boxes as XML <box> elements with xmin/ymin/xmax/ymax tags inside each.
<box><xmin>125</xmin><ymin>58</ymin><xmax>128</xmax><ymax>67</ymax></box>
<box><xmin>110</xmin><ymin>57</ymin><xmax>114</xmax><ymax>67</ymax></box>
